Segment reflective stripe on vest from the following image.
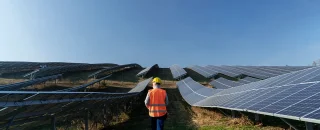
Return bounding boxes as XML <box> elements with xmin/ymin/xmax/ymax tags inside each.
<box><xmin>148</xmin><ymin>88</ymin><xmax>167</xmax><ymax>117</ymax></box>
<box><xmin>149</xmin><ymin>104</ymin><xmax>166</xmax><ymax>106</ymax></box>
<box><xmin>149</xmin><ymin>110</ymin><xmax>167</xmax><ymax>113</ymax></box>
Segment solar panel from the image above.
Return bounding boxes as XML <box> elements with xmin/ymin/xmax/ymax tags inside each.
<box><xmin>88</xmin><ymin>64</ymin><xmax>140</xmax><ymax>78</ymax></box>
<box><xmin>176</xmin><ymin>66</ymin><xmax>320</xmax><ymax>124</ymax></box>
<box><xmin>188</xmin><ymin>65</ymin><xmax>216</xmax><ymax>78</ymax></box>
<box><xmin>0</xmin><ymin>62</ymin><xmax>117</xmax><ymax>75</ymax></box>
<box><xmin>177</xmin><ymin>77</ymin><xmax>223</xmax><ymax>105</ymax></box>
<box><xmin>238</xmin><ymin>77</ymin><xmax>260</xmax><ymax>83</ymax></box>
<box><xmin>0</xmin><ymin>74</ymin><xmax>62</xmax><ymax>91</ymax></box>
<box><xmin>209</xmin><ymin>78</ymin><xmax>243</xmax><ymax>89</ymax></box>
<box><xmin>136</xmin><ymin>64</ymin><xmax>159</xmax><ymax>77</ymax></box>
<box><xmin>170</xmin><ymin>64</ymin><xmax>187</xmax><ymax>79</ymax></box>
<box><xmin>0</xmin><ymin>78</ymin><xmax>152</xmax><ymax>128</ymax></box>
<box><xmin>128</xmin><ymin>77</ymin><xmax>152</xmax><ymax>93</ymax></box>
<box><xmin>205</xmin><ymin>66</ymin><xmax>240</xmax><ymax>77</ymax></box>
<box><xmin>33</xmin><ymin>63</ymin><xmax>121</xmax><ymax>78</ymax></box>
<box><xmin>58</xmin><ymin>75</ymin><xmax>112</xmax><ymax>92</ymax></box>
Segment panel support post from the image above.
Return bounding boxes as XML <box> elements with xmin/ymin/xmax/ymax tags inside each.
<box><xmin>85</xmin><ymin>111</ymin><xmax>89</xmax><ymax>130</ymax></box>
<box><xmin>279</xmin><ymin>118</ymin><xmax>298</xmax><ymax>130</ymax></box>
<box><xmin>305</xmin><ymin>122</ymin><xmax>314</xmax><ymax>130</ymax></box>
<box><xmin>6</xmin><ymin>115</ymin><xmax>16</xmax><ymax>130</ymax></box>
<box><xmin>217</xmin><ymin>108</ymin><xmax>228</xmax><ymax>116</ymax></box>
<box><xmin>255</xmin><ymin>114</ymin><xmax>260</xmax><ymax>123</ymax></box>
<box><xmin>231</xmin><ymin>110</ymin><xmax>236</xmax><ymax>118</ymax></box>
<box><xmin>51</xmin><ymin>116</ymin><xmax>56</xmax><ymax>130</ymax></box>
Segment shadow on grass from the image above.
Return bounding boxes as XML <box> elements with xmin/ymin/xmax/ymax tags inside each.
<box><xmin>89</xmin><ymin>86</ymin><xmax>132</xmax><ymax>93</ymax></box>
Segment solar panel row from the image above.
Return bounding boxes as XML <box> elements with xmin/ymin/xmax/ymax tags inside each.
<box><xmin>206</xmin><ymin>65</ymin><xmax>241</xmax><ymax>77</ymax></box>
<box><xmin>0</xmin><ymin>78</ymin><xmax>152</xmax><ymax>128</ymax></box>
<box><xmin>58</xmin><ymin>75</ymin><xmax>112</xmax><ymax>92</ymax></box>
<box><xmin>201</xmin><ymin>65</ymin><xmax>310</xmax><ymax>79</ymax></box>
<box><xmin>209</xmin><ymin>77</ymin><xmax>244</xmax><ymax>89</ymax></box>
<box><xmin>177</xmin><ymin>77</ymin><xmax>223</xmax><ymax>105</ymax></box>
<box><xmin>136</xmin><ymin>64</ymin><xmax>159</xmax><ymax>77</ymax></box>
<box><xmin>169</xmin><ymin>64</ymin><xmax>187</xmax><ymax>79</ymax></box>
<box><xmin>238</xmin><ymin>77</ymin><xmax>260</xmax><ymax>83</ymax></box>
<box><xmin>31</xmin><ymin>63</ymin><xmax>120</xmax><ymax>78</ymax></box>
<box><xmin>0</xmin><ymin>91</ymin><xmax>138</xmax><ymax>107</ymax></box>
<box><xmin>0</xmin><ymin>62</ymin><xmax>104</xmax><ymax>74</ymax></box>
<box><xmin>88</xmin><ymin>63</ymin><xmax>140</xmax><ymax>78</ymax></box>
<box><xmin>177</xmin><ymin>66</ymin><xmax>320</xmax><ymax>124</ymax></box>
<box><xmin>188</xmin><ymin>65</ymin><xmax>216</xmax><ymax>78</ymax></box>
<box><xmin>0</xmin><ymin>74</ymin><xmax>62</xmax><ymax>91</ymax></box>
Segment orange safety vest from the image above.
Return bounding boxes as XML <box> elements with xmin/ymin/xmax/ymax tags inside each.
<box><xmin>148</xmin><ymin>88</ymin><xmax>167</xmax><ymax>117</ymax></box>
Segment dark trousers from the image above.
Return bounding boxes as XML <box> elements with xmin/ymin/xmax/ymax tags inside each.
<box><xmin>150</xmin><ymin>114</ymin><xmax>167</xmax><ymax>130</ymax></box>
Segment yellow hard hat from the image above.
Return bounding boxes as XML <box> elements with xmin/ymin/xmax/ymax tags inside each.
<box><xmin>152</xmin><ymin>77</ymin><xmax>162</xmax><ymax>84</ymax></box>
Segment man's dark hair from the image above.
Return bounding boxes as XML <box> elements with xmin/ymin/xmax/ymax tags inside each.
<box><xmin>156</xmin><ymin>83</ymin><xmax>161</xmax><ymax>85</ymax></box>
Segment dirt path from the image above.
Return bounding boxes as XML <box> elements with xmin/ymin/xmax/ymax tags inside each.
<box><xmin>110</xmin><ymin>82</ymin><xmax>196</xmax><ymax>130</ymax></box>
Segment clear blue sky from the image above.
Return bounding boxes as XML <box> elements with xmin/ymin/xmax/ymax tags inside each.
<box><xmin>1</xmin><ymin>0</ymin><xmax>319</xmax><ymax>67</ymax></box>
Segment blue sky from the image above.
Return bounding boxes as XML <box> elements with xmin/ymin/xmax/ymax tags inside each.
<box><xmin>0</xmin><ymin>0</ymin><xmax>320</xmax><ymax>67</ymax></box>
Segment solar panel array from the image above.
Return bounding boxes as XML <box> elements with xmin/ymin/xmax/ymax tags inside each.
<box><xmin>136</xmin><ymin>64</ymin><xmax>159</xmax><ymax>77</ymax></box>
<box><xmin>177</xmin><ymin>77</ymin><xmax>223</xmax><ymax>105</ymax></box>
<box><xmin>209</xmin><ymin>77</ymin><xmax>244</xmax><ymax>89</ymax></box>
<box><xmin>177</xmin><ymin>66</ymin><xmax>320</xmax><ymax>124</ymax></box>
<box><xmin>170</xmin><ymin>64</ymin><xmax>187</xmax><ymax>79</ymax></box>
<box><xmin>200</xmin><ymin>65</ymin><xmax>310</xmax><ymax>79</ymax></box>
<box><xmin>33</xmin><ymin>63</ymin><xmax>119</xmax><ymax>78</ymax></box>
<box><xmin>0</xmin><ymin>62</ymin><xmax>151</xmax><ymax>129</ymax></box>
<box><xmin>88</xmin><ymin>63</ymin><xmax>141</xmax><ymax>78</ymax></box>
<box><xmin>0</xmin><ymin>77</ymin><xmax>152</xmax><ymax>128</ymax></box>
<box><xmin>0</xmin><ymin>74</ymin><xmax>62</xmax><ymax>91</ymax></box>
<box><xmin>57</xmin><ymin>75</ymin><xmax>112</xmax><ymax>92</ymax></box>
<box><xmin>238</xmin><ymin>77</ymin><xmax>260</xmax><ymax>83</ymax></box>
<box><xmin>188</xmin><ymin>65</ymin><xmax>216</xmax><ymax>78</ymax></box>
<box><xmin>0</xmin><ymin>62</ymin><xmax>117</xmax><ymax>74</ymax></box>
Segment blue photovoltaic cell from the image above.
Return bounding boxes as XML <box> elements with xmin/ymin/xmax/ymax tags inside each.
<box><xmin>237</xmin><ymin>86</ymin><xmax>295</xmax><ymax>110</ymax></box>
<box><xmin>213</xmin><ymin>93</ymin><xmax>246</xmax><ymax>107</ymax></box>
<box><xmin>260</xmin><ymin>83</ymin><xmax>320</xmax><ymax>114</ymax></box>
<box><xmin>183</xmin><ymin>92</ymin><xmax>207</xmax><ymax>105</ymax></box>
<box><xmin>304</xmin><ymin>105</ymin><xmax>320</xmax><ymax>120</ymax></box>
<box><xmin>170</xmin><ymin>64</ymin><xmax>187</xmax><ymax>79</ymax></box>
<box><xmin>288</xmin><ymin>68</ymin><xmax>320</xmax><ymax>84</ymax></box>
<box><xmin>223</xmin><ymin>90</ymin><xmax>267</xmax><ymax>108</ymax></box>
<box><xmin>247</xmin><ymin>83</ymin><xmax>313</xmax><ymax>111</ymax></box>
<box><xmin>195</xmin><ymin>87</ymin><xmax>217</xmax><ymax>97</ymax></box>
<box><xmin>210</xmin><ymin>78</ymin><xmax>243</xmax><ymax>89</ymax></box>
<box><xmin>206</xmin><ymin>66</ymin><xmax>239</xmax><ymax>77</ymax></box>
<box><xmin>275</xmin><ymin>83</ymin><xmax>320</xmax><ymax>117</ymax></box>
<box><xmin>240</xmin><ymin>77</ymin><xmax>260</xmax><ymax>83</ymax></box>
<box><xmin>189</xmin><ymin>65</ymin><xmax>214</xmax><ymax>78</ymax></box>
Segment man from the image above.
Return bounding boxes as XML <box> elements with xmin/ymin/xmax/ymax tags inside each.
<box><xmin>144</xmin><ymin>77</ymin><xmax>169</xmax><ymax>130</ymax></box>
